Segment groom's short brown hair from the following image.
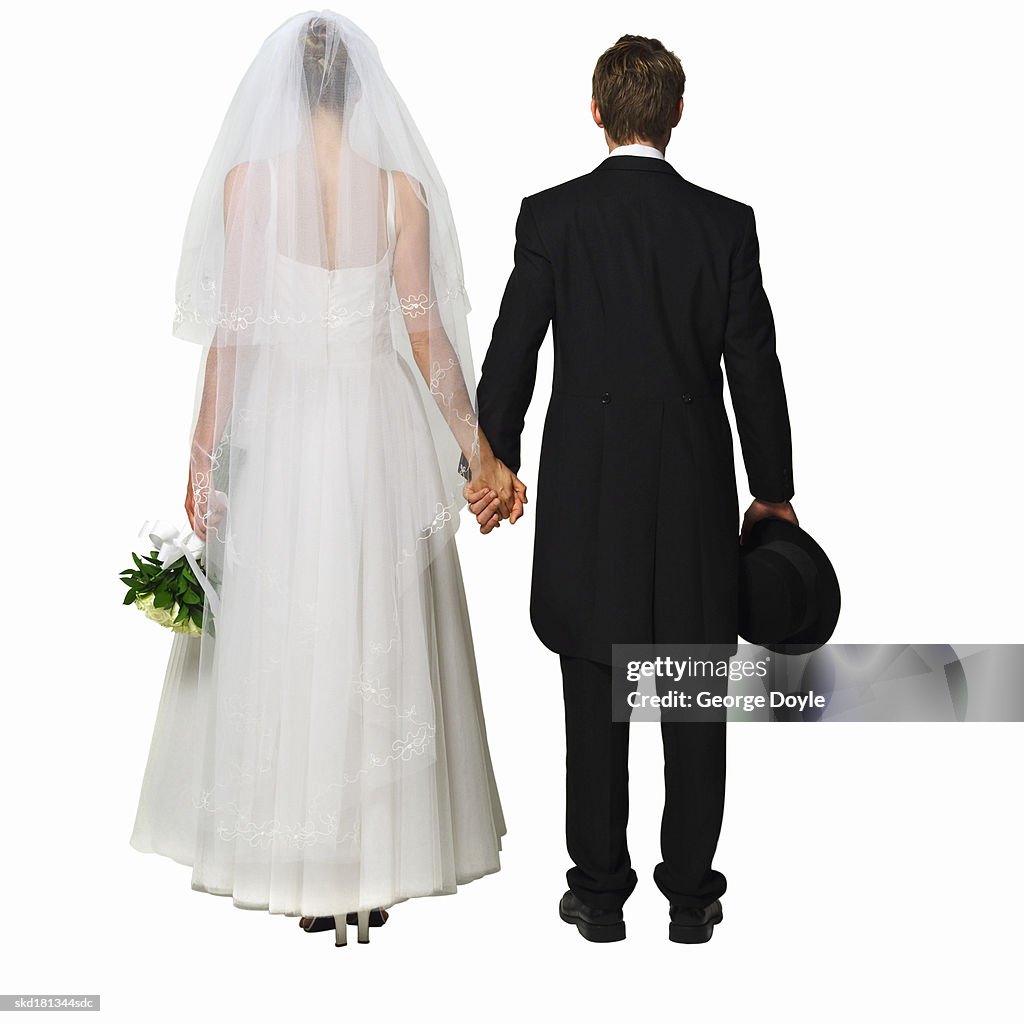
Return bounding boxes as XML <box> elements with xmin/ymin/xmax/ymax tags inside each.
<box><xmin>592</xmin><ymin>35</ymin><xmax>686</xmax><ymax>145</ymax></box>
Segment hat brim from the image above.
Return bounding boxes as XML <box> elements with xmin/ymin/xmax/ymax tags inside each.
<box><xmin>740</xmin><ymin>516</ymin><xmax>841</xmax><ymax>655</ymax></box>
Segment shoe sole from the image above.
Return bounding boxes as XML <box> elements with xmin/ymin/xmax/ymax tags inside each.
<box><xmin>669</xmin><ymin>910</ymin><xmax>723</xmax><ymax>944</ymax></box>
<box><xmin>559</xmin><ymin>906</ymin><xmax>626</xmax><ymax>943</ymax></box>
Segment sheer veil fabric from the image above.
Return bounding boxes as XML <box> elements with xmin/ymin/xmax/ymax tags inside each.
<box><xmin>130</xmin><ymin>10</ymin><xmax>505</xmax><ymax>915</ymax></box>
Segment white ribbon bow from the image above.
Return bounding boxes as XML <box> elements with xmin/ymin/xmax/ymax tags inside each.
<box><xmin>137</xmin><ymin>519</ymin><xmax>221</xmax><ymax>619</ymax></box>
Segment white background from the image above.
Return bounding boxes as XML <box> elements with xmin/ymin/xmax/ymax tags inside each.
<box><xmin>1</xmin><ymin>1</ymin><xmax>1021</xmax><ymax>1020</ymax></box>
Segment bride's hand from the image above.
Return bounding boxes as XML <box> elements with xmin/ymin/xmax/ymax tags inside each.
<box><xmin>464</xmin><ymin>485</ymin><xmax>501</xmax><ymax>533</ymax></box>
<box><xmin>464</xmin><ymin>455</ymin><xmax>528</xmax><ymax>534</ymax></box>
<box><xmin>186</xmin><ymin>462</ymin><xmax>228</xmax><ymax>542</ymax></box>
<box><xmin>185</xmin><ymin>467</ymin><xmax>204</xmax><ymax>541</ymax></box>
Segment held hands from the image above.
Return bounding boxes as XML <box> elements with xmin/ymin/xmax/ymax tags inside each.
<box><xmin>463</xmin><ymin>453</ymin><xmax>528</xmax><ymax>534</ymax></box>
<box><xmin>740</xmin><ymin>497</ymin><xmax>798</xmax><ymax>546</ymax></box>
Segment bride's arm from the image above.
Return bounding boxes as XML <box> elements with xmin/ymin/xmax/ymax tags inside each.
<box><xmin>391</xmin><ymin>172</ymin><xmax>524</xmax><ymax>527</ymax></box>
<box><xmin>391</xmin><ymin>171</ymin><xmax>482</xmax><ymax>466</ymax></box>
<box><xmin>185</xmin><ymin>164</ymin><xmax>249</xmax><ymax>540</ymax></box>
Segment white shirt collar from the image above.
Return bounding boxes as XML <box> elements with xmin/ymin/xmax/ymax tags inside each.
<box><xmin>608</xmin><ymin>143</ymin><xmax>665</xmax><ymax>160</ymax></box>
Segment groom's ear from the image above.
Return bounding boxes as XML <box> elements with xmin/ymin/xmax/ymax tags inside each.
<box><xmin>590</xmin><ymin>98</ymin><xmax>604</xmax><ymax>129</ymax></box>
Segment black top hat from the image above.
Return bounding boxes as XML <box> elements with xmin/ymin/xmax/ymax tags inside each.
<box><xmin>738</xmin><ymin>517</ymin><xmax>841</xmax><ymax>655</ymax></box>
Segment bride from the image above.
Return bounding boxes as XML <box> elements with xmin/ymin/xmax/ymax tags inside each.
<box><xmin>130</xmin><ymin>10</ymin><xmax>524</xmax><ymax>946</ymax></box>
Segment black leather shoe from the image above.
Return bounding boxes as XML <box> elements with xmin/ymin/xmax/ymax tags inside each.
<box><xmin>559</xmin><ymin>890</ymin><xmax>626</xmax><ymax>942</ymax></box>
<box><xmin>669</xmin><ymin>899</ymin><xmax>723</xmax><ymax>943</ymax></box>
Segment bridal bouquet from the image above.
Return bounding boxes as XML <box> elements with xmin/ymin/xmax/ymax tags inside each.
<box><xmin>120</xmin><ymin>521</ymin><xmax>207</xmax><ymax>637</ymax></box>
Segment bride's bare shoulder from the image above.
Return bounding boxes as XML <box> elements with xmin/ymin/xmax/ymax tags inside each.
<box><xmin>222</xmin><ymin>160</ymin><xmax>274</xmax><ymax>223</ymax></box>
<box><xmin>388</xmin><ymin>170</ymin><xmax>428</xmax><ymax>233</ymax></box>
<box><xmin>389</xmin><ymin>169</ymin><xmax>424</xmax><ymax>195</ymax></box>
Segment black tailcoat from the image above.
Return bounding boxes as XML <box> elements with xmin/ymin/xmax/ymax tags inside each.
<box><xmin>477</xmin><ymin>155</ymin><xmax>794</xmax><ymax>664</ymax></box>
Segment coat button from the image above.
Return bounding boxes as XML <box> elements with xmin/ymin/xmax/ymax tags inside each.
<box><xmin>601</xmin><ymin>393</ymin><xmax>612</xmax><ymax>404</ymax></box>
<box><xmin>681</xmin><ymin>393</ymin><xmax>693</xmax><ymax>403</ymax></box>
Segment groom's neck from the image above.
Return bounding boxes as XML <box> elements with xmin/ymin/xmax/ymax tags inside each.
<box><xmin>604</xmin><ymin>131</ymin><xmax>670</xmax><ymax>155</ymax></box>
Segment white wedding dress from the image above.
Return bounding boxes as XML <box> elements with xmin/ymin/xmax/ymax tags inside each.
<box><xmin>131</xmin><ymin>168</ymin><xmax>505</xmax><ymax>916</ymax></box>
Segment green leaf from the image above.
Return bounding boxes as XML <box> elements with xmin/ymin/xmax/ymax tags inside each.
<box><xmin>123</xmin><ymin>589</ymin><xmax>137</xmax><ymax>605</ymax></box>
<box><xmin>153</xmin><ymin>589</ymin><xmax>174</xmax><ymax>609</ymax></box>
<box><xmin>183</xmin><ymin>588</ymin><xmax>201</xmax><ymax>604</ymax></box>
<box><xmin>174</xmin><ymin>603</ymin><xmax>190</xmax><ymax>623</ymax></box>
<box><xmin>132</xmin><ymin>552</ymin><xmax>144</xmax><ymax>570</ymax></box>
<box><xmin>189</xmin><ymin>605</ymin><xmax>203</xmax><ymax>627</ymax></box>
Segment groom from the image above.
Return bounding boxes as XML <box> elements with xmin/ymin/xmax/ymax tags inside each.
<box><xmin>471</xmin><ymin>35</ymin><xmax>797</xmax><ymax>942</ymax></box>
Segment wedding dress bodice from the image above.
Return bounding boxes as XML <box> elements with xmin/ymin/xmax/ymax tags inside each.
<box><xmin>268</xmin><ymin>168</ymin><xmax>398</xmax><ymax>369</ymax></box>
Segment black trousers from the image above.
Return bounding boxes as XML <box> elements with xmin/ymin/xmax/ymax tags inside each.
<box><xmin>560</xmin><ymin>654</ymin><xmax>728</xmax><ymax>911</ymax></box>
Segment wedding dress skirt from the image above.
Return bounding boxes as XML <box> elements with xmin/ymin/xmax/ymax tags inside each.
<box><xmin>131</xmin><ymin>191</ymin><xmax>505</xmax><ymax>916</ymax></box>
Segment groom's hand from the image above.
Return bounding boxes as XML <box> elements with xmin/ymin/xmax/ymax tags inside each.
<box><xmin>740</xmin><ymin>498</ymin><xmax>798</xmax><ymax>546</ymax></box>
<box><xmin>467</xmin><ymin>455</ymin><xmax>511</xmax><ymax>520</ymax></box>
<box><xmin>464</xmin><ymin>457</ymin><xmax>529</xmax><ymax>534</ymax></box>
<box><xmin>508</xmin><ymin>476</ymin><xmax>528</xmax><ymax>524</ymax></box>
